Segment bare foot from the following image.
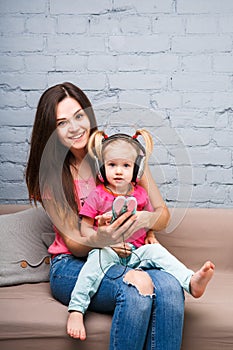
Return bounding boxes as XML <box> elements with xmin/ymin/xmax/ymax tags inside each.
<box><xmin>67</xmin><ymin>311</ymin><xmax>86</xmax><ymax>340</ymax></box>
<box><xmin>190</xmin><ymin>261</ymin><xmax>215</xmax><ymax>298</ymax></box>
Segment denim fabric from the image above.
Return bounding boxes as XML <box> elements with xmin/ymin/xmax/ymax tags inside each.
<box><xmin>128</xmin><ymin>243</ymin><xmax>193</xmax><ymax>293</ymax></box>
<box><xmin>68</xmin><ymin>243</ymin><xmax>191</xmax><ymax>315</ymax></box>
<box><xmin>68</xmin><ymin>247</ymin><xmax>121</xmax><ymax>314</ymax></box>
<box><xmin>50</xmin><ymin>254</ymin><xmax>184</xmax><ymax>350</ymax></box>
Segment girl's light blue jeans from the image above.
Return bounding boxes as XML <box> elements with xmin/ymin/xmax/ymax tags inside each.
<box><xmin>50</xmin><ymin>253</ymin><xmax>184</xmax><ymax>350</ymax></box>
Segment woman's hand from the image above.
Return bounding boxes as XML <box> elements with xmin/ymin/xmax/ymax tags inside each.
<box><xmin>56</xmin><ymin>211</ymin><xmax>138</xmax><ymax>258</ymax></box>
<box><xmin>56</xmin><ymin>206</ymin><xmax>169</xmax><ymax>258</ymax></box>
<box><xmin>132</xmin><ymin>206</ymin><xmax>170</xmax><ymax>232</ymax></box>
<box><xmin>92</xmin><ymin>206</ymin><xmax>169</xmax><ymax>249</ymax></box>
<box><xmin>92</xmin><ymin>211</ymin><xmax>138</xmax><ymax>248</ymax></box>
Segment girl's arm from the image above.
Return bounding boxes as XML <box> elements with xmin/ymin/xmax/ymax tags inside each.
<box><xmin>137</xmin><ymin>164</ymin><xmax>170</xmax><ymax>231</ymax></box>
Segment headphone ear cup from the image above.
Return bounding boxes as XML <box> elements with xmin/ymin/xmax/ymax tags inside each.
<box><xmin>99</xmin><ymin>164</ymin><xmax>106</xmax><ymax>183</ymax></box>
<box><xmin>132</xmin><ymin>162</ymin><xmax>139</xmax><ymax>184</ymax></box>
<box><xmin>132</xmin><ymin>155</ymin><xmax>145</xmax><ymax>183</ymax></box>
<box><xmin>95</xmin><ymin>156</ymin><xmax>105</xmax><ymax>183</ymax></box>
<box><xmin>137</xmin><ymin>156</ymin><xmax>145</xmax><ymax>180</ymax></box>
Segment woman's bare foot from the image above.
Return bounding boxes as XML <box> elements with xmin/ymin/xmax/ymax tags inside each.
<box><xmin>190</xmin><ymin>261</ymin><xmax>215</xmax><ymax>298</ymax></box>
<box><xmin>67</xmin><ymin>311</ymin><xmax>86</xmax><ymax>340</ymax></box>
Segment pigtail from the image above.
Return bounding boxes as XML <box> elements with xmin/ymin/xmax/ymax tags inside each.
<box><xmin>134</xmin><ymin>129</ymin><xmax>154</xmax><ymax>161</ymax></box>
<box><xmin>88</xmin><ymin>130</ymin><xmax>106</xmax><ymax>160</ymax></box>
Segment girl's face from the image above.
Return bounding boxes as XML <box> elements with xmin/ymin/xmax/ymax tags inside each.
<box><xmin>56</xmin><ymin>97</ymin><xmax>91</xmax><ymax>153</ymax></box>
<box><xmin>104</xmin><ymin>141</ymin><xmax>137</xmax><ymax>192</ymax></box>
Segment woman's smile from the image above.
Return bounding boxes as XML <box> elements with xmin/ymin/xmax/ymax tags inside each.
<box><xmin>69</xmin><ymin>131</ymin><xmax>86</xmax><ymax>141</ymax></box>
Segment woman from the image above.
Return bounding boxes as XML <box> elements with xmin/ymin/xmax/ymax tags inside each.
<box><xmin>26</xmin><ymin>82</ymin><xmax>184</xmax><ymax>350</ymax></box>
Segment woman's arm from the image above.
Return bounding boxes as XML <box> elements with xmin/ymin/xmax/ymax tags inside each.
<box><xmin>44</xmin><ymin>199</ymin><xmax>138</xmax><ymax>257</ymax></box>
<box><xmin>81</xmin><ymin>215</ymin><xmax>133</xmax><ymax>258</ymax></box>
<box><xmin>138</xmin><ymin>164</ymin><xmax>170</xmax><ymax>231</ymax></box>
<box><xmin>80</xmin><ymin>216</ymin><xmax>96</xmax><ymax>237</ymax></box>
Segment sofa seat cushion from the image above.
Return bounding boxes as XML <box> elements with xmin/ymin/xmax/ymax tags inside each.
<box><xmin>181</xmin><ymin>272</ymin><xmax>233</xmax><ymax>350</ymax></box>
<box><xmin>0</xmin><ymin>282</ymin><xmax>111</xmax><ymax>349</ymax></box>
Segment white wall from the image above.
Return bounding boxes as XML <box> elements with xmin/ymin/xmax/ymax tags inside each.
<box><xmin>0</xmin><ymin>0</ymin><xmax>233</xmax><ymax>207</ymax></box>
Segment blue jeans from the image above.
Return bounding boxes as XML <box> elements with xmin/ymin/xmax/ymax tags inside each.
<box><xmin>50</xmin><ymin>254</ymin><xmax>184</xmax><ymax>350</ymax></box>
<box><xmin>68</xmin><ymin>243</ymin><xmax>192</xmax><ymax>315</ymax></box>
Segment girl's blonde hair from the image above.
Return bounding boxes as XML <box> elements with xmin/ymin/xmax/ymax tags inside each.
<box><xmin>88</xmin><ymin>128</ymin><xmax>154</xmax><ymax>165</ymax></box>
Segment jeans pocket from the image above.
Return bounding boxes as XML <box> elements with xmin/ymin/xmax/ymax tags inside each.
<box><xmin>50</xmin><ymin>254</ymin><xmax>69</xmax><ymax>272</ymax></box>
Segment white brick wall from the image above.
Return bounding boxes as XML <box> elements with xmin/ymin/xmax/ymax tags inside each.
<box><xmin>0</xmin><ymin>0</ymin><xmax>232</xmax><ymax>207</ymax></box>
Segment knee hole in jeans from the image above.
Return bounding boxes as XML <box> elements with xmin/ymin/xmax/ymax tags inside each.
<box><xmin>123</xmin><ymin>270</ymin><xmax>154</xmax><ymax>296</ymax></box>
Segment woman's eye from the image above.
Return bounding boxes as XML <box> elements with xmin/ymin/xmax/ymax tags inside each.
<box><xmin>75</xmin><ymin>113</ymin><xmax>83</xmax><ymax>120</ymax></box>
<box><xmin>57</xmin><ymin>120</ymin><xmax>67</xmax><ymax>127</ymax></box>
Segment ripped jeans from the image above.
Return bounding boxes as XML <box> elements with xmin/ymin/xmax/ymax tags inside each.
<box><xmin>68</xmin><ymin>243</ymin><xmax>192</xmax><ymax>314</ymax></box>
<box><xmin>50</xmin><ymin>252</ymin><xmax>184</xmax><ymax>350</ymax></box>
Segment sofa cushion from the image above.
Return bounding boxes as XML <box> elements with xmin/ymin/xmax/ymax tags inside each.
<box><xmin>0</xmin><ymin>282</ymin><xmax>111</xmax><ymax>350</ymax></box>
<box><xmin>0</xmin><ymin>207</ymin><xmax>54</xmax><ymax>286</ymax></box>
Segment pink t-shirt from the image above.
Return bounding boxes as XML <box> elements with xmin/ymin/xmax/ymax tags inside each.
<box><xmin>48</xmin><ymin>180</ymin><xmax>154</xmax><ymax>254</ymax></box>
<box><xmin>80</xmin><ymin>184</ymin><xmax>154</xmax><ymax>248</ymax></box>
<box><xmin>48</xmin><ymin>178</ymin><xmax>96</xmax><ymax>255</ymax></box>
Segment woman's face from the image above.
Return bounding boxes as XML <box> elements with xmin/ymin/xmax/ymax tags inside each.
<box><xmin>56</xmin><ymin>97</ymin><xmax>91</xmax><ymax>153</ymax></box>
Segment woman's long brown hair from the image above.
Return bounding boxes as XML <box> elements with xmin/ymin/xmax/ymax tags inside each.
<box><xmin>25</xmin><ymin>82</ymin><xmax>97</xmax><ymax>223</ymax></box>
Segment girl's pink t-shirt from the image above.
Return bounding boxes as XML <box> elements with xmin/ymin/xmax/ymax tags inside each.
<box><xmin>48</xmin><ymin>180</ymin><xmax>154</xmax><ymax>254</ymax></box>
<box><xmin>80</xmin><ymin>184</ymin><xmax>154</xmax><ymax>248</ymax></box>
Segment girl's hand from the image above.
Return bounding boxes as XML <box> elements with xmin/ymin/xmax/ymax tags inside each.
<box><xmin>144</xmin><ymin>231</ymin><xmax>159</xmax><ymax>244</ymax></box>
<box><xmin>111</xmin><ymin>243</ymin><xmax>132</xmax><ymax>258</ymax></box>
<box><xmin>95</xmin><ymin>211</ymin><xmax>112</xmax><ymax>226</ymax></box>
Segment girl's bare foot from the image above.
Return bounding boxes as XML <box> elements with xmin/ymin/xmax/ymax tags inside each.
<box><xmin>190</xmin><ymin>261</ymin><xmax>215</xmax><ymax>298</ymax></box>
<box><xmin>67</xmin><ymin>311</ymin><xmax>86</xmax><ymax>340</ymax></box>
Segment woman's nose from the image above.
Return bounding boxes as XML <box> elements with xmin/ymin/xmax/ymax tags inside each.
<box><xmin>68</xmin><ymin>117</ymin><xmax>78</xmax><ymax>131</ymax></box>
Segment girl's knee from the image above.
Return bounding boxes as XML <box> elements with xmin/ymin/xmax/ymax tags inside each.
<box><xmin>124</xmin><ymin>270</ymin><xmax>154</xmax><ymax>296</ymax></box>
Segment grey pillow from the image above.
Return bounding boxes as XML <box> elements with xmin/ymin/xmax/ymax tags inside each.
<box><xmin>0</xmin><ymin>207</ymin><xmax>54</xmax><ymax>286</ymax></box>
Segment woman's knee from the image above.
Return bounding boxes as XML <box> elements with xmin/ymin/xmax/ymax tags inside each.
<box><xmin>124</xmin><ymin>270</ymin><xmax>154</xmax><ymax>295</ymax></box>
<box><xmin>147</xmin><ymin>270</ymin><xmax>185</xmax><ymax>309</ymax></box>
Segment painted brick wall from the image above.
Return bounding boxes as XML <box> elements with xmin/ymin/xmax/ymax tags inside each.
<box><xmin>0</xmin><ymin>0</ymin><xmax>233</xmax><ymax>207</ymax></box>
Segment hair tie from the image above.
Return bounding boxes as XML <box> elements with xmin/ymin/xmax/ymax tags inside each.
<box><xmin>132</xmin><ymin>134</ymin><xmax>137</xmax><ymax>139</ymax></box>
<box><xmin>103</xmin><ymin>134</ymin><xmax>108</xmax><ymax>139</ymax></box>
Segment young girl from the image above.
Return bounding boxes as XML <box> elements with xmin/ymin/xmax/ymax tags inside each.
<box><xmin>67</xmin><ymin>129</ymin><xmax>215</xmax><ymax>340</ymax></box>
<box><xmin>26</xmin><ymin>82</ymin><xmax>186</xmax><ymax>350</ymax></box>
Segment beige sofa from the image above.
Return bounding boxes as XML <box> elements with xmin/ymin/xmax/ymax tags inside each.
<box><xmin>0</xmin><ymin>204</ymin><xmax>233</xmax><ymax>350</ymax></box>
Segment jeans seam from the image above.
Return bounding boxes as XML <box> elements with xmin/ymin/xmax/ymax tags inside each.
<box><xmin>151</xmin><ymin>296</ymin><xmax>156</xmax><ymax>350</ymax></box>
<box><xmin>113</xmin><ymin>287</ymin><xmax>122</xmax><ymax>350</ymax></box>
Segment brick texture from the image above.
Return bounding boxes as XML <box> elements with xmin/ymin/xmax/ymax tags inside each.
<box><xmin>0</xmin><ymin>0</ymin><xmax>232</xmax><ymax>207</ymax></box>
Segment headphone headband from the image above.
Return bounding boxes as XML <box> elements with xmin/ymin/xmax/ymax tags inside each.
<box><xmin>101</xmin><ymin>133</ymin><xmax>145</xmax><ymax>155</ymax></box>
